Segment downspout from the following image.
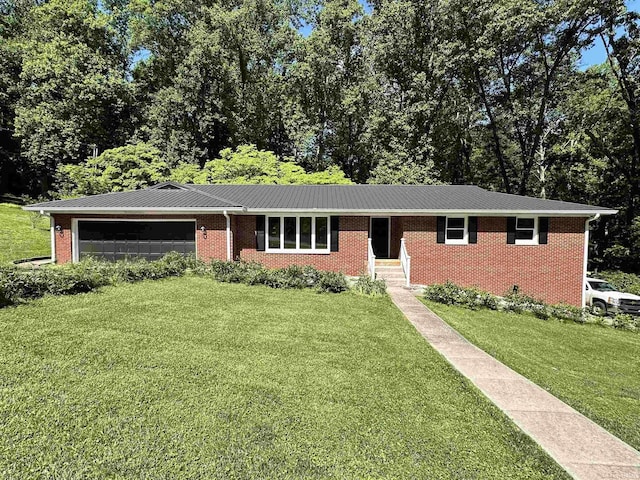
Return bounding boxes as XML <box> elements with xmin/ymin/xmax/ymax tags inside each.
<box><xmin>46</xmin><ymin>212</ymin><xmax>55</xmax><ymax>263</ymax></box>
<box><xmin>223</xmin><ymin>210</ymin><xmax>231</xmax><ymax>261</ymax></box>
<box><xmin>582</xmin><ymin>214</ymin><xmax>600</xmax><ymax>308</ymax></box>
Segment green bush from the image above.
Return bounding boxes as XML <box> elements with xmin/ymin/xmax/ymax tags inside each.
<box><xmin>423</xmin><ymin>282</ymin><xmax>486</xmax><ymax>310</ymax></box>
<box><xmin>353</xmin><ymin>276</ymin><xmax>387</xmax><ymax>296</ymax></box>
<box><xmin>0</xmin><ymin>252</ymin><xmax>196</xmax><ymax>308</ymax></box>
<box><xmin>424</xmin><ymin>282</ymin><xmax>594</xmax><ymax>327</ymax></box>
<box><xmin>206</xmin><ymin>260</ymin><xmax>347</xmax><ymax>293</ymax></box>
<box><xmin>316</xmin><ymin>271</ymin><xmax>349</xmax><ymax>293</ymax></box>
<box><xmin>611</xmin><ymin>313</ymin><xmax>638</xmax><ymax>331</ymax></box>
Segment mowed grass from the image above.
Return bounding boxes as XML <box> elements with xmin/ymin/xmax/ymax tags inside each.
<box><xmin>0</xmin><ymin>203</ymin><xmax>50</xmax><ymax>264</ymax></box>
<box><xmin>0</xmin><ymin>277</ymin><xmax>568</xmax><ymax>479</ymax></box>
<box><xmin>424</xmin><ymin>300</ymin><xmax>640</xmax><ymax>451</ymax></box>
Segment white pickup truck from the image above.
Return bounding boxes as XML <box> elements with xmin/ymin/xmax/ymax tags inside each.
<box><xmin>585</xmin><ymin>277</ymin><xmax>640</xmax><ymax>316</ymax></box>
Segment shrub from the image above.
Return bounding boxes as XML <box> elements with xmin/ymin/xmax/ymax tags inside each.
<box><xmin>353</xmin><ymin>276</ymin><xmax>387</xmax><ymax>296</ymax></box>
<box><xmin>503</xmin><ymin>293</ymin><xmax>546</xmax><ymax>316</ymax></box>
<box><xmin>423</xmin><ymin>282</ymin><xmax>486</xmax><ymax>310</ymax></box>
<box><xmin>424</xmin><ymin>282</ymin><xmax>606</xmax><ymax>329</ymax></box>
<box><xmin>549</xmin><ymin>304</ymin><xmax>586</xmax><ymax>323</ymax></box>
<box><xmin>611</xmin><ymin>313</ymin><xmax>638</xmax><ymax>331</ymax></box>
<box><xmin>316</xmin><ymin>271</ymin><xmax>348</xmax><ymax>293</ymax></box>
<box><xmin>0</xmin><ymin>252</ymin><xmax>195</xmax><ymax>308</ymax></box>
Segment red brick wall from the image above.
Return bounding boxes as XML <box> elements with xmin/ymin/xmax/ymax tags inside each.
<box><xmin>234</xmin><ymin>215</ymin><xmax>369</xmax><ymax>276</ymax></box>
<box><xmin>51</xmin><ymin>214</ymin><xmax>229</xmax><ymax>264</ymax></box>
<box><xmin>51</xmin><ymin>213</ymin><xmax>587</xmax><ymax>306</ymax></box>
<box><xmin>403</xmin><ymin>216</ymin><xmax>586</xmax><ymax>306</ymax></box>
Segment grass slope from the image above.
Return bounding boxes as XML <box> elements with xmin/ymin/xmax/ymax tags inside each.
<box><xmin>425</xmin><ymin>300</ymin><xmax>640</xmax><ymax>451</ymax></box>
<box><xmin>0</xmin><ymin>203</ymin><xmax>50</xmax><ymax>264</ymax></box>
<box><xmin>0</xmin><ymin>277</ymin><xmax>568</xmax><ymax>479</ymax></box>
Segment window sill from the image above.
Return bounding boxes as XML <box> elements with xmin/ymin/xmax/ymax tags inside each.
<box><xmin>264</xmin><ymin>249</ymin><xmax>331</xmax><ymax>255</ymax></box>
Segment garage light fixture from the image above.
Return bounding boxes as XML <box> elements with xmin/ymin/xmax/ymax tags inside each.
<box><xmin>55</xmin><ymin>224</ymin><xmax>63</xmax><ymax>236</ymax></box>
<box><xmin>200</xmin><ymin>225</ymin><xmax>207</xmax><ymax>238</ymax></box>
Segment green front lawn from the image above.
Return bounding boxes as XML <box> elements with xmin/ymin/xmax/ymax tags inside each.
<box><xmin>424</xmin><ymin>300</ymin><xmax>640</xmax><ymax>451</ymax></box>
<box><xmin>0</xmin><ymin>277</ymin><xmax>567</xmax><ymax>479</ymax></box>
<box><xmin>0</xmin><ymin>202</ymin><xmax>50</xmax><ymax>264</ymax></box>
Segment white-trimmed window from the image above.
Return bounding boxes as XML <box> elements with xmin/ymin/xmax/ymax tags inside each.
<box><xmin>446</xmin><ymin>217</ymin><xmax>468</xmax><ymax>245</ymax></box>
<box><xmin>515</xmin><ymin>217</ymin><xmax>538</xmax><ymax>245</ymax></box>
<box><xmin>266</xmin><ymin>215</ymin><xmax>329</xmax><ymax>253</ymax></box>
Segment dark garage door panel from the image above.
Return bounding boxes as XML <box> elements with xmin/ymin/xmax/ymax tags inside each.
<box><xmin>78</xmin><ymin>221</ymin><xmax>196</xmax><ymax>261</ymax></box>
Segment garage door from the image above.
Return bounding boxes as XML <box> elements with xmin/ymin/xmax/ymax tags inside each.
<box><xmin>78</xmin><ymin>221</ymin><xmax>196</xmax><ymax>261</ymax></box>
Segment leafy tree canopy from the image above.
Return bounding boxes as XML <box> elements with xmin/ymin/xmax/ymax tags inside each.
<box><xmin>59</xmin><ymin>144</ymin><xmax>351</xmax><ymax>196</ymax></box>
<box><xmin>57</xmin><ymin>143</ymin><xmax>169</xmax><ymax>196</ymax></box>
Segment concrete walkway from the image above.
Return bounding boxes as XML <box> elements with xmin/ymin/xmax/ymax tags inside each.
<box><xmin>387</xmin><ymin>284</ymin><xmax>640</xmax><ymax>480</ymax></box>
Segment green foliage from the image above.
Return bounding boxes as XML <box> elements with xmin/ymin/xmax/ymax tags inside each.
<box><xmin>316</xmin><ymin>270</ymin><xmax>349</xmax><ymax>293</ymax></box>
<box><xmin>2</xmin><ymin>0</ymin><xmax>640</xmax><ymax>274</ymax></box>
<box><xmin>423</xmin><ymin>281</ymin><xmax>497</xmax><ymax>310</ymax></box>
<box><xmin>611</xmin><ymin>313</ymin><xmax>639</xmax><ymax>331</ymax></box>
<box><xmin>0</xmin><ymin>252</ymin><xmax>199</xmax><ymax>307</ymax></box>
<box><xmin>189</xmin><ymin>145</ymin><xmax>352</xmax><ymax>185</ymax></box>
<box><xmin>424</xmin><ymin>282</ymin><xmax>589</xmax><ymax>327</ymax></box>
<box><xmin>207</xmin><ymin>260</ymin><xmax>348</xmax><ymax>293</ymax></box>
<box><xmin>352</xmin><ymin>275</ymin><xmax>387</xmax><ymax>296</ymax></box>
<box><xmin>57</xmin><ymin>143</ymin><xmax>169</xmax><ymax>195</ymax></box>
<box><xmin>13</xmin><ymin>0</ymin><xmax>131</xmax><ymax>192</ymax></box>
<box><xmin>57</xmin><ymin>144</ymin><xmax>352</xmax><ymax>196</ymax></box>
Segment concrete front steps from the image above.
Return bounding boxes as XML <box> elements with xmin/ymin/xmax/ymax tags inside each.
<box><xmin>375</xmin><ymin>259</ymin><xmax>407</xmax><ymax>287</ymax></box>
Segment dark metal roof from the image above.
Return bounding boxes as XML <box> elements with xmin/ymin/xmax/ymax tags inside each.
<box><xmin>25</xmin><ymin>189</ymin><xmax>241</xmax><ymax>210</ymax></box>
<box><xmin>25</xmin><ymin>184</ymin><xmax>617</xmax><ymax>215</ymax></box>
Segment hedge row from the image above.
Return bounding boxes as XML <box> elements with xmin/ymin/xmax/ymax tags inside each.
<box><xmin>0</xmin><ymin>255</ymin><xmax>386</xmax><ymax>308</ymax></box>
<box><xmin>423</xmin><ymin>281</ymin><xmax>639</xmax><ymax>332</ymax></box>
<box><xmin>203</xmin><ymin>260</ymin><xmax>350</xmax><ymax>293</ymax></box>
<box><xmin>0</xmin><ymin>253</ymin><xmax>198</xmax><ymax>307</ymax></box>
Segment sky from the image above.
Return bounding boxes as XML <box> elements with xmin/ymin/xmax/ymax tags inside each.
<box><xmin>580</xmin><ymin>0</ymin><xmax>639</xmax><ymax>68</ymax></box>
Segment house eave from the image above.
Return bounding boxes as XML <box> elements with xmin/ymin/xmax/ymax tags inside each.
<box><xmin>23</xmin><ymin>206</ymin><xmax>617</xmax><ymax>217</ymax></box>
<box><xmin>22</xmin><ymin>206</ymin><xmax>246</xmax><ymax>214</ymax></box>
<box><xmin>242</xmin><ymin>208</ymin><xmax>618</xmax><ymax>217</ymax></box>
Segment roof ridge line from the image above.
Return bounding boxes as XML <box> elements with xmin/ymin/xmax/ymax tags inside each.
<box><xmin>180</xmin><ymin>184</ymin><xmax>245</xmax><ymax>208</ymax></box>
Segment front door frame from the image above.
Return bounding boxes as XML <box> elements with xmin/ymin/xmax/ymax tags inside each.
<box><xmin>370</xmin><ymin>216</ymin><xmax>391</xmax><ymax>259</ymax></box>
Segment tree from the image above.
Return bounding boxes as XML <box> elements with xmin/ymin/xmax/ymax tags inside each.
<box><xmin>13</xmin><ymin>0</ymin><xmax>131</xmax><ymax>193</ymax></box>
<box><xmin>0</xmin><ymin>0</ymin><xmax>27</xmax><ymax>195</ymax></box>
<box><xmin>362</xmin><ymin>0</ymin><xmax>453</xmax><ymax>184</ymax></box>
<box><xmin>57</xmin><ymin>143</ymin><xmax>169</xmax><ymax>195</ymax></box>
<box><xmin>173</xmin><ymin>144</ymin><xmax>352</xmax><ymax>184</ymax></box>
<box><xmin>284</xmin><ymin>0</ymin><xmax>369</xmax><ymax>180</ymax></box>
<box><xmin>448</xmin><ymin>0</ymin><xmax>601</xmax><ymax>195</ymax></box>
<box><xmin>133</xmin><ymin>0</ymin><xmax>296</xmax><ymax>167</ymax></box>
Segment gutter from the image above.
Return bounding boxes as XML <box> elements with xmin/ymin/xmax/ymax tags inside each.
<box><xmin>582</xmin><ymin>213</ymin><xmax>601</xmax><ymax>308</ymax></box>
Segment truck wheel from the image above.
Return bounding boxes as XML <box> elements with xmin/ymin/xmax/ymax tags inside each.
<box><xmin>592</xmin><ymin>301</ymin><xmax>607</xmax><ymax>316</ymax></box>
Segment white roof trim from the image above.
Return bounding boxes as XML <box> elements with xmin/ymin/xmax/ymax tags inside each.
<box><xmin>241</xmin><ymin>208</ymin><xmax>617</xmax><ymax>216</ymax></box>
<box><xmin>24</xmin><ymin>206</ymin><xmax>246</xmax><ymax>214</ymax></box>
<box><xmin>24</xmin><ymin>206</ymin><xmax>617</xmax><ymax>216</ymax></box>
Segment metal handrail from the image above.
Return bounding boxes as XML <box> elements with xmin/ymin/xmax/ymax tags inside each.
<box><xmin>400</xmin><ymin>238</ymin><xmax>411</xmax><ymax>287</ymax></box>
<box><xmin>368</xmin><ymin>238</ymin><xmax>376</xmax><ymax>279</ymax></box>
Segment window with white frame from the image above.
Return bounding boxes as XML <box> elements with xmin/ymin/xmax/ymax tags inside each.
<box><xmin>446</xmin><ymin>217</ymin><xmax>467</xmax><ymax>244</ymax></box>
<box><xmin>266</xmin><ymin>216</ymin><xmax>329</xmax><ymax>252</ymax></box>
<box><xmin>515</xmin><ymin>217</ymin><xmax>538</xmax><ymax>245</ymax></box>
